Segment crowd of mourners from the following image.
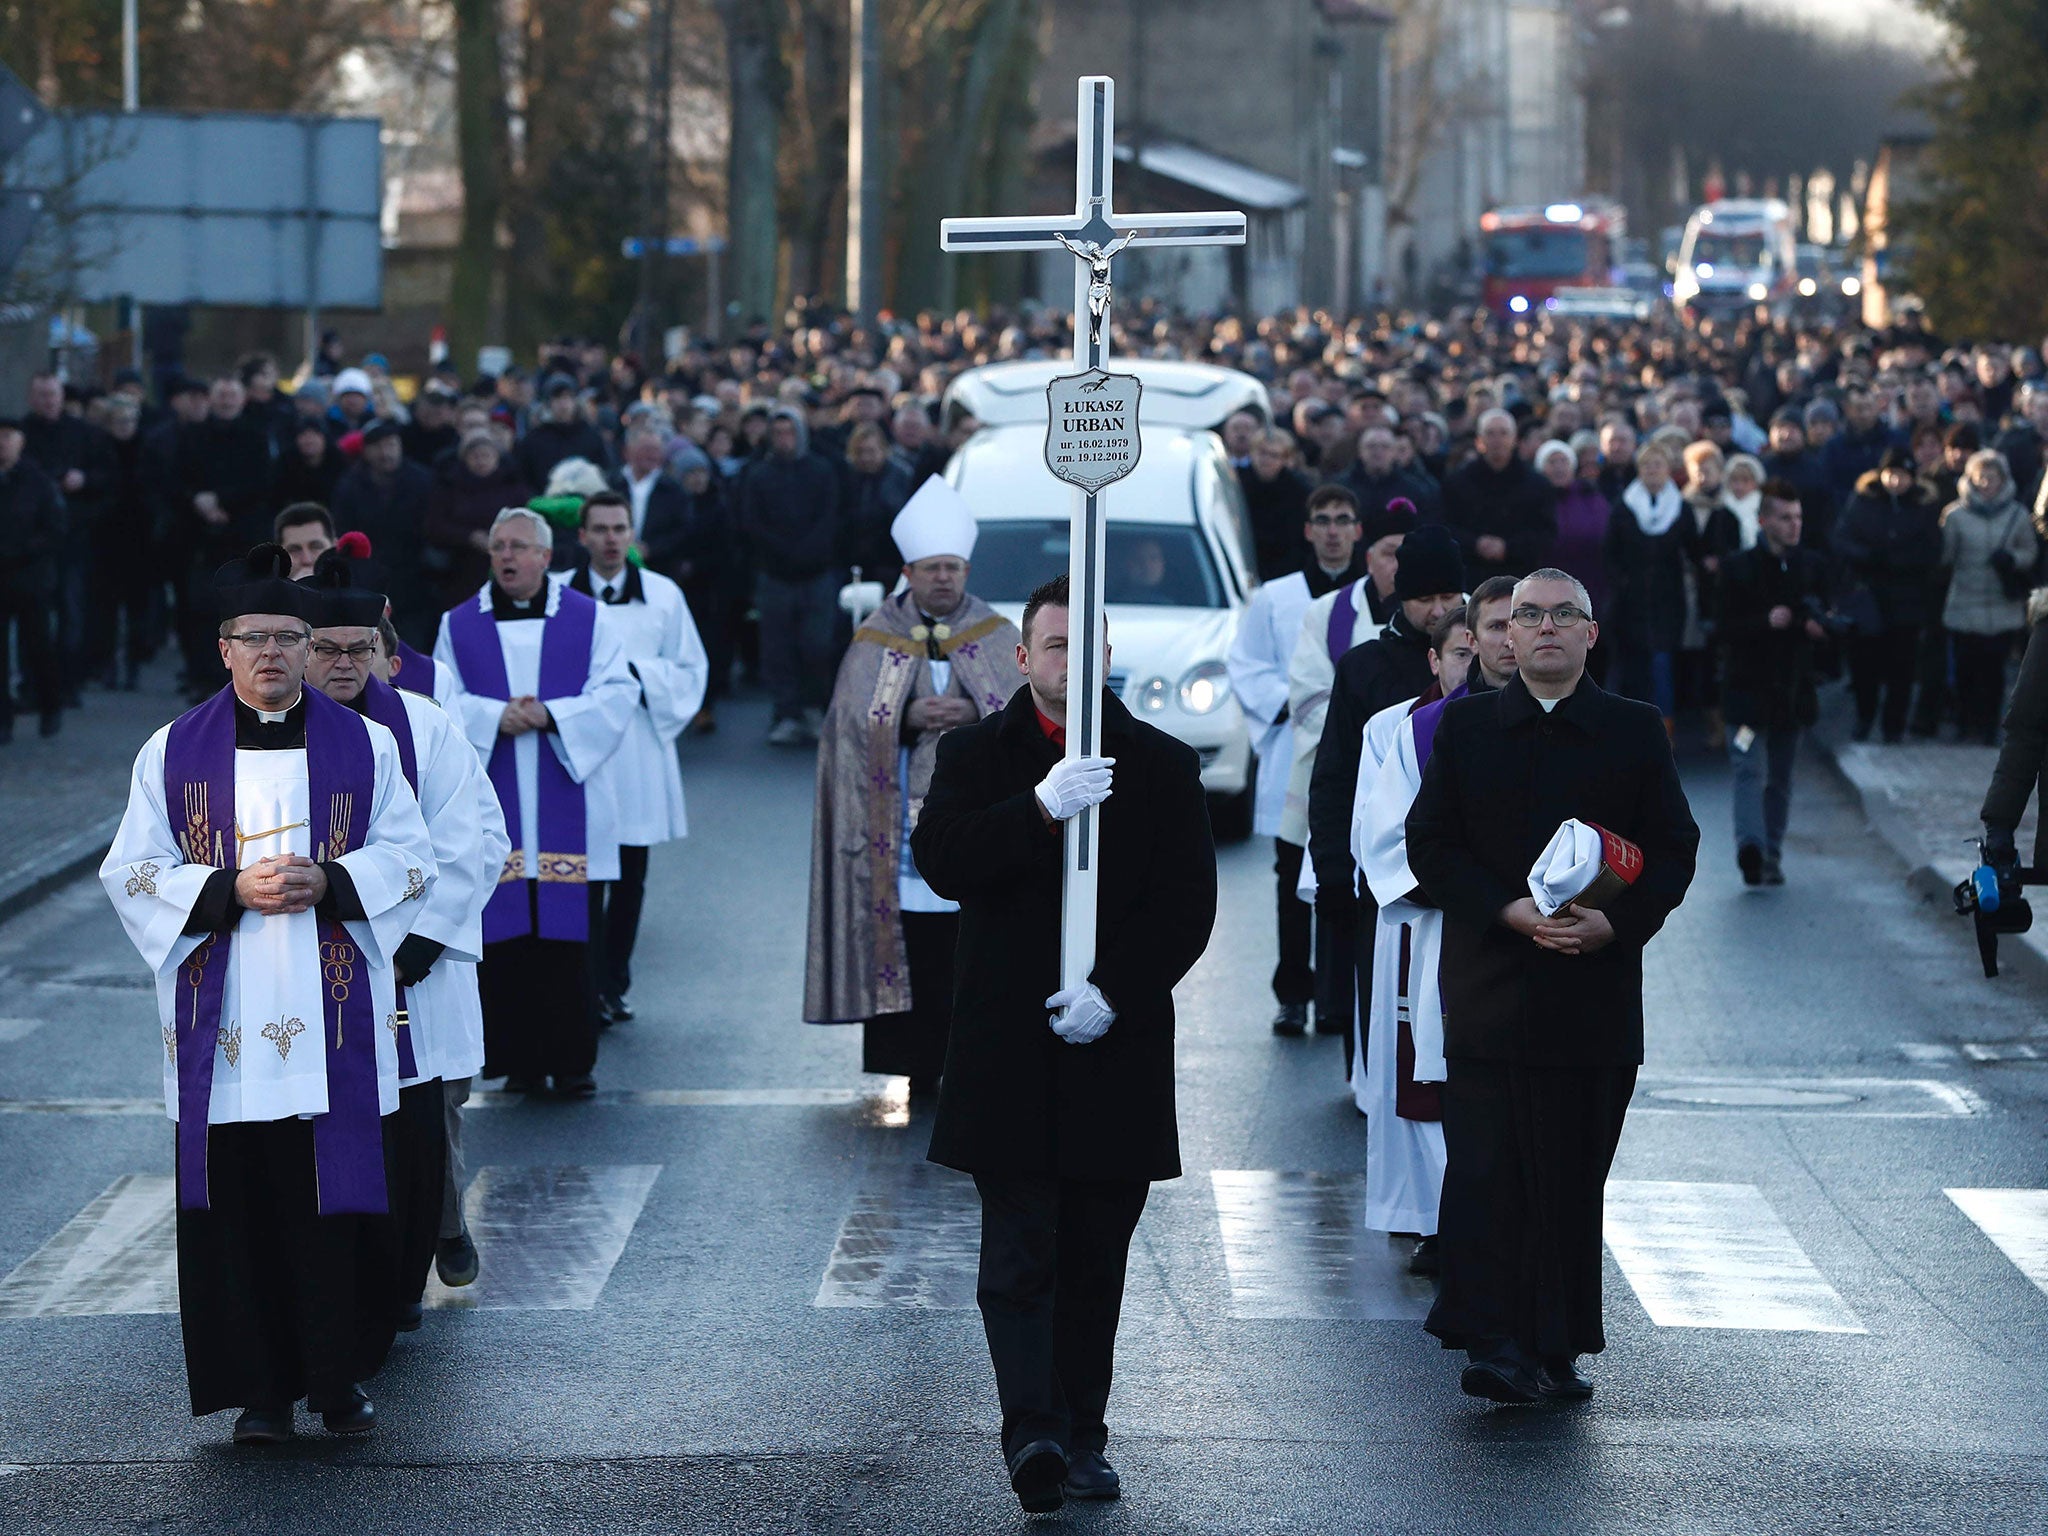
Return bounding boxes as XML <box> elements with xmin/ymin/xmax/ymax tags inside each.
<box><xmin>5</xmin><ymin>299</ymin><xmax>2048</xmax><ymax>753</ymax></box>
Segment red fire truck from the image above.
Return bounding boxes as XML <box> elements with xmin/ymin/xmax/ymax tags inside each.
<box><xmin>1479</xmin><ymin>201</ymin><xmax>1627</xmax><ymax>317</ymax></box>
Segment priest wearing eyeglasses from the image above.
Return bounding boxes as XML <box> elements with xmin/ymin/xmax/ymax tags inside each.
<box><xmin>434</xmin><ymin>507</ymin><xmax>636</xmax><ymax>1097</ymax></box>
<box><xmin>1405</xmin><ymin>568</ymin><xmax>1698</xmax><ymax>1407</ymax></box>
<box><xmin>100</xmin><ymin>544</ymin><xmax>436</xmax><ymax>1444</ymax></box>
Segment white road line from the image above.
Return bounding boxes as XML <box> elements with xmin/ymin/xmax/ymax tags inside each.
<box><xmin>0</xmin><ymin>1019</ymin><xmax>44</xmax><ymax>1044</ymax></box>
<box><xmin>1962</xmin><ymin>1042</ymin><xmax>2044</xmax><ymax>1063</ymax></box>
<box><xmin>1898</xmin><ymin>1042</ymin><xmax>1960</xmax><ymax>1064</ymax></box>
<box><xmin>1603</xmin><ymin>1180</ymin><xmax>1865</xmax><ymax>1333</ymax></box>
<box><xmin>0</xmin><ymin>1175</ymin><xmax>177</xmax><ymax>1318</ymax></box>
<box><xmin>1946</xmin><ymin>1188</ymin><xmax>2048</xmax><ymax>1297</ymax></box>
<box><xmin>1210</xmin><ymin>1170</ymin><xmax>1435</xmax><ymax>1321</ymax></box>
<box><xmin>814</xmin><ymin>1166</ymin><xmax>981</xmax><ymax>1310</ymax></box>
<box><xmin>426</xmin><ymin>1165</ymin><xmax>661</xmax><ymax>1312</ymax></box>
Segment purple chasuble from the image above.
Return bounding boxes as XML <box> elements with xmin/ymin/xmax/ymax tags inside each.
<box><xmin>446</xmin><ymin>587</ymin><xmax>598</xmax><ymax>943</ymax></box>
<box><xmin>395</xmin><ymin>639</ymin><xmax>436</xmax><ymax>699</ymax></box>
<box><xmin>357</xmin><ymin>677</ymin><xmax>421</xmax><ymax>1080</ymax></box>
<box><xmin>1409</xmin><ymin>681</ymin><xmax>1467</xmax><ymax>772</ymax></box>
<box><xmin>162</xmin><ymin>687</ymin><xmax>388</xmax><ymax>1215</ymax></box>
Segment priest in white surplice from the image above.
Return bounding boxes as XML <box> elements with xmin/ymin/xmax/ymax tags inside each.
<box><xmin>565</xmin><ymin>490</ymin><xmax>708</xmax><ymax>1023</ymax></box>
<box><xmin>1225</xmin><ymin>484</ymin><xmax>1367</xmax><ymax>1036</ymax></box>
<box><xmin>300</xmin><ymin>550</ymin><xmax>509</xmax><ymax>1325</ymax></box>
<box><xmin>435</xmin><ymin>507</ymin><xmax>635</xmax><ymax>1097</ymax></box>
<box><xmin>1353</xmin><ymin>578</ymin><xmax>1520</xmax><ymax>1277</ymax></box>
<box><xmin>100</xmin><ymin>544</ymin><xmax>435</xmax><ymax>1444</ymax></box>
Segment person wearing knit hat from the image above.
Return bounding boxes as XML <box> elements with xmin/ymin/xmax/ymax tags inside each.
<box><xmin>99</xmin><ymin>540</ymin><xmax>437</xmax><ymax>1443</ymax></box>
<box><xmin>1306</xmin><ymin>522</ymin><xmax>1468</xmax><ymax>1076</ymax></box>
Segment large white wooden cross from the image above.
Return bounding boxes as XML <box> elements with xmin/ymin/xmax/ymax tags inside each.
<box><xmin>940</xmin><ymin>75</ymin><xmax>1245</xmax><ymax>995</ymax></box>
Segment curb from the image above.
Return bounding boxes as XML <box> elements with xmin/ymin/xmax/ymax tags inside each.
<box><xmin>0</xmin><ymin>820</ymin><xmax>120</xmax><ymax>927</ymax></box>
<box><xmin>1809</xmin><ymin>730</ymin><xmax>2048</xmax><ymax>989</ymax></box>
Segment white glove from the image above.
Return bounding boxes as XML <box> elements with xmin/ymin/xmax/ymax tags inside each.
<box><xmin>1035</xmin><ymin>755</ymin><xmax>1116</xmax><ymax>821</ymax></box>
<box><xmin>1047</xmin><ymin>982</ymin><xmax>1116</xmax><ymax>1044</ymax></box>
<box><xmin>838</xmin><ymin>579</ymin><xmax>885</xmax><ymax>621</ymax></box>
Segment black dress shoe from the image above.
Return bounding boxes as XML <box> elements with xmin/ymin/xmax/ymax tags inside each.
<box><xmin>553</xmin><ymin>1073</ymin><xmax>597</xmax><ymax>1098</ymax></box>
<box><xmin>436</xmin><ymin>1228</ymin><xmax>480</xmax><ymax>1287</ymax></box>
<box><xmin>1407</xmin><ymin>1235</ymin><xmax>1440</xmax><ymax>1276</ymax></box>
<box><xmin>1537</xmin><ymin>1358</ymin><xmax>1594</xmax><ymax>1401</ymax></box>
<box><xmin>603</xmin><ymin>993</ymin><xmax>634</xmax><ymax>1024</ymax></box>
<box><xmin>1460</xmin><ymin>1357</ymin><xmax>1543</xmax><ymax>1405</ymax></box>
<box><xmin>312</xmin><ymin>1385</ymin><xmax>375</xmax><ymax>1435</ymax></box>
<box><xmin>1737</xmin><ymin>844</ymin><xmax>1764</xmax><ymax>886</ymax></box>
<box><xmin>1271</xmin><ymin>1001</ymin><xmax>1308</xmax><ymax>1036</ymax></box>
<box><xmin>1762</xmin><ymin>856</ymin><xmax>1785</xmax><ymax>887</ymax></box>
<box><xmin>394</xmin><ymin>1299</ymin><xmax>424</xmax><ymax>1332</ymax></box>
<box><xmin>231</xmin><ymin>1403</ymin><xmax>293</xmax><ymax>1444</ymax></box>
<box><xmin>1006</xmin><ymin>1438</ymin><xmax>1068</xmax><ymax>1514</ymax></box>
<box><xmin>1063</xmin><ymin>1448</ymin><xmax>1120</xmax><ymax>1500</ymax></box>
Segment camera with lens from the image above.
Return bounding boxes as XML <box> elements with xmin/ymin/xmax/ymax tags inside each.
<box><xmin>1953</xmin><ymin>834</ymin><xmax>2034</xmax><ymax>978</ymax></box>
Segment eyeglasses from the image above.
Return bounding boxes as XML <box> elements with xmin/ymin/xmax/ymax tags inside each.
<box><xmin>1308</xmin><ymin>515</ymin><xmax>1358</xmax><ymax>529</ymax></box>
<box><xmin>310</xmin><ymin>640</ymin><xmax>377</xmax><ymax>661</ymax></box>
<box><xmin>225</xmin><ymin>630</ymin><xmax>310</xmax><ymax>652</ymax></box>
<box><xmin>1510</xmin><ymin>604</ymin><xmax>1590</xmax><ymax>629</ymax></box>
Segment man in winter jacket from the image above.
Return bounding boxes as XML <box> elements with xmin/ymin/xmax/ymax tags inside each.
<box><xmin>739</xmin><ymin>406</ymin><xmax>844</xmax><ymax>744</ymax></box>
<box><xmin>1719</xmin><ymin>483</ymin><xmax>1833</xmax><ymax>886</ymax></box>
<box><xmin>1434</xmin><ymin>409</ymin><xmax>1554</xmax><ymax>587</ymax></box>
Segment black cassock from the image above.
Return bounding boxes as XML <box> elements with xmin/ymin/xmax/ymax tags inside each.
<box><xmin>1405</xmin><ymin>674</ymin><xmax>1697</xmax><ymax>1364</ymax></box>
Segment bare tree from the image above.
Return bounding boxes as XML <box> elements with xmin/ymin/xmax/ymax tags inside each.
<box><xmin>449</xmin><ymin>0</ymin><xmax>510</xmax><ymax>370</ymax></box>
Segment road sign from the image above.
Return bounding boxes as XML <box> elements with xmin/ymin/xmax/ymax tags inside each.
<box><xmin>1044</xmin><ymin>367</ymin><xmax>1142</xmax><ymax>492</ymax></box>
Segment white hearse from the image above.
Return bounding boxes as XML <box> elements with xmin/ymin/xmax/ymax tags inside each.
<box><xmin>942</xmin><ymin>358</ymin><xmax>1268</xmax><ymax>837</ymax></box>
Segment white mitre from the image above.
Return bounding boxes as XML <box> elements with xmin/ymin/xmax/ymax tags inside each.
<box><xmin>892</xmin><ymin>477</ymin><xmax>979</xmax><ymax>564</ymax></box>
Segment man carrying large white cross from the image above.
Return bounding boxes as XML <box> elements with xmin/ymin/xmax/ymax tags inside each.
<box><xmin>912</xmin><ymin>75</ymin><xmax>1237</xmax><ymax>1516</ymax></box>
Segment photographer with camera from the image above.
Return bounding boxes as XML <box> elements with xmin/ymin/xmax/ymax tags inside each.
<box><xmin>1717</xmin><ymin>481</ymin><xmax>1836</xmax><ymax>886</ymax></box>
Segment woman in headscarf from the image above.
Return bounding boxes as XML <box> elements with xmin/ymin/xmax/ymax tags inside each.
<box><xmin>1603</xmin><ymin>440</ymin><xmax>1690</xmax><ymax>731</ymax></box>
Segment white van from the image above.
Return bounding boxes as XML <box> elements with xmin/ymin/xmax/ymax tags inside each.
<box><xmin>940</xmin><ymin>359</ymin><xmax>1266</xmax><ymax>835</ymax></box>
<box><xmin>1672</xmin><ymin>199</ymin><xmax>1799</xmax><ymax>320</ymax></box>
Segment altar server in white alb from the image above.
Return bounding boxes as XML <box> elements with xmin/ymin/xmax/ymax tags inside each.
<box><xmin>566</xmin><ymin>489</ymin><xmax>708</xmax><ymax>1023</ymax></box>
<box><xmin>435</xmin><ymin>506</ymin><xmax>636</xmax><ymax>1097</ymax></box>
<box><xmin>1354</xmin><ymin>577</ymin><xmax>1520</xmax><ymax>1276</ymax></box>
<box><xmin>1226</xmin><ymin>482</ymin><xmax>1368</xmax><ymax>1037</ymax></box>
<box><xmin>100</xmin><ymin>544</ymin><xmax>435</xmax><ymax>1445</ymax></box>
<box><xmin>299</xmin><ymin>552</ymin><xmax>509</xmax><ymax>1325</ymax></box>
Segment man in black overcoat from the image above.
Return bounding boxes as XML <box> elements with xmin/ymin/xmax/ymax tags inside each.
<box><xmin>1406</xmin><ymin>568</ymin><xmax>1698</xmax><ymax>1405</ymax></box>
<box><xmin>912</xmin><ymin>574</ymin><xmax>1217</xmax><ymax>1514</ymax></box>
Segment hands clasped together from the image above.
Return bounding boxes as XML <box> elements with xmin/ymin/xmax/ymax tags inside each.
<box><xmin>497</xmin><ymin>697</ymin><xmax>554</xmax><ymax>737</ymax></box>
<box><xmin>1500</xmin><ymin>896</ymin><xmax>1615</xmax><ymax>957</ymax></box>
<box><xmin>235</xmin><ymin>855</ymin><xmax>329</xmax><ymax>917</ymax></box>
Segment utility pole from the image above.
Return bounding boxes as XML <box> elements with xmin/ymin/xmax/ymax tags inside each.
<box><xmin>845</xmin><ymin>0</ymin><xmax>883</xmax><ymax>330</ymax></box>
<box><xmin>636</xmin><ymin>0</ymin><xmax>674</xmax><ymax>367</ymax></box>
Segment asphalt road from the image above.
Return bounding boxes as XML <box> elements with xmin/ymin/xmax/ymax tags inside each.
<box><xmin>2</xmin><ymin>699</ymin><xmax>2046</xmax><ymax>1535</ymax></box>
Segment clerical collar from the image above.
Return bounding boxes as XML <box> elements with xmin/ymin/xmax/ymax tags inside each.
<box><xmin>1536</xmin><ymin>694</ymin><xmax>1563</xmax><ymax>713</ymax></box>
<box><xmin>231</xmin><ymin>693</ymin><xmax>308</xmax><ymax>749</ymax></box>
<box><xmin>490</xmin><ymin>583</ymin><xmax>548</xmax><ymax>619</ymax></box>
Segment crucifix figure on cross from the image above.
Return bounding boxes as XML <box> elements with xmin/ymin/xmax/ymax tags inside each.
<box><xmin>940</xmin><ymin>75</ymin><xmax>1246</xmax><ymax>997</ymax></box>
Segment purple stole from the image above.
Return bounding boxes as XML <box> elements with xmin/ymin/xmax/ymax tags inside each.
<box><xmin>395</xmin><ymin>639</ymin><xmax>436</xmax><ymax>698</ymax></box>
<box><xmin>163</xmin><ymin>687</ymin><xmax>387</xmax><ymax>1215</ymax></box>
<box><xmin>445</xmin><ymin>587</ymin><xmax>598</xmax><ymax>943</ymax></box>
<box><xmin>1326</xmin><ymin>579</ymin><xmax>1363</xmax><ymax>663</ymax></box>
<box><xmin>357</xmin><ymin>677</ymin><xmax>421</xmax><ymax>1080</ymax></box>
<box><xmin>1409</xmin><ymin>681</ymin><xmax>1467</xmax><ymax>772</ymax></box>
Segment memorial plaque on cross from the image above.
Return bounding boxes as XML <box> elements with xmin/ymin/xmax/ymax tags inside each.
<box><xmin>940</xmin><ymin>75</ymin><xmax>1245</xmax><ymax>995</ymax></box>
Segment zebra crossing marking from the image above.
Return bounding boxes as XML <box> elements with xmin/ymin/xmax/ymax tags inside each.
<box><xmin>1602</xmin><ymin>1180</ymin><xmax>1865</xmax><ymax>1333</ymax></box>
<box><xmin>1946</xmin><ymin>1188</ymin><xmax>2048</xmax><ymax>1298</ymax></box>
<box><xmin>1210</xmin><ymin>1170</ymin><xmax>1435</xmax><ymax>1321</ymax></box>
<box><xmin>0</xmin><ymin>1174</ymin><xmax>177</xmax><ymax>1318</ymax></box>
<box><xmin>424</xmin><ymin>1165</ymin><xmax>661</xmax><ymax>1311</ymax></box>
<box><xmin>814</xmin><ymin>1164</ymin><xmax>980</xmax><ymax>1310</ymax></box>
